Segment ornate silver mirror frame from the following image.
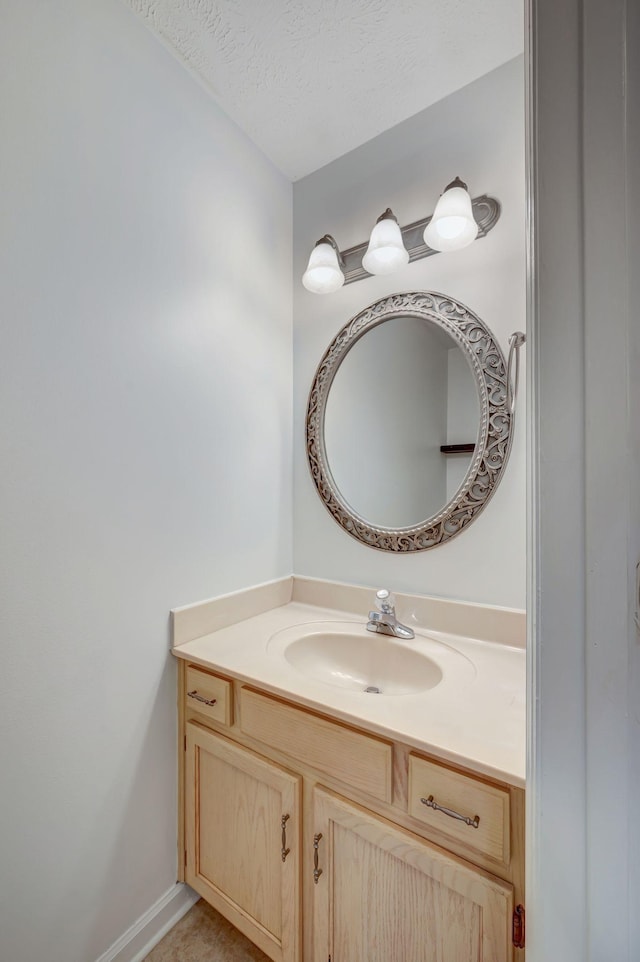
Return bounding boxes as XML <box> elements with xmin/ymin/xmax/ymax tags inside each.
<box><xmin>306</xmin><ymin>291</ymin><xmax>524</xmax><ymax>552</ymax></box>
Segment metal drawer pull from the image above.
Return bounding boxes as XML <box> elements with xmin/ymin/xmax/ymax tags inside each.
<box><xmin>313</xmin><ymin>833</ymin><xmax>323</xmax><ymax>883</ymax></box>
<box><xmin>420</xmin><ymin>795</ymin><xmax>480</xmax><ymax>829</ymax></box>
<box><xmin>281</xmin><ymin>814</ymin><xmax>290</xmax><ymax>862</ymax></box>
<box><xmin>187</xmin><ymin>690</ymin><xmax>217</xmax><ymax>707</ymax></box>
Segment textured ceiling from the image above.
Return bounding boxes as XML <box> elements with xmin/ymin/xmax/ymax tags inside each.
<box><xmin>126</xmin><ymin>0</ymin><xmax>523</xmax><ymax>181</ymax></box>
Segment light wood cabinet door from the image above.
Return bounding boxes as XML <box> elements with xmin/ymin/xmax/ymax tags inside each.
<box><xmin>185</xmin><ymin>723</ymin><xmax>301</xmax><ymax>962</ymax></box>
<box><xmin>311</xmin><ymin>787</ymin><xmax>514</xmax><ymax>962</ymax></box>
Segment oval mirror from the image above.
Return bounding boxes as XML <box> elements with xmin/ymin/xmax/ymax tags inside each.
<box><xmin>306</xmin><ymin>291</ymin><xmax>516</xmax><ymax>552</ymax></box>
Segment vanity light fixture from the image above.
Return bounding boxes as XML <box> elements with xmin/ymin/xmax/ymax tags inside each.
<box><xmin>423</xmin><ymin>177</ymin><xmax>479</xmax><ymax>252</ymax></box>
<box><xmin>302</xmin><ymin>234</ymin><xmax>345</xmax><ymax>294</ymax></box>
<box><xmin>362</xmin><ymin>209</ymin><xmax>409</xmax><ymax>276</ymax></box>
<box><xmin>301</xmin><ymin>184</ymin><xmax>500</xmax><ymax>293</ymax></box>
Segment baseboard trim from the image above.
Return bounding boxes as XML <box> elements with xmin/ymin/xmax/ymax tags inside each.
<box><xmin>95</xmin><ymin>882</ymin><xmax>200</xmax><ymax>962</ymax></box>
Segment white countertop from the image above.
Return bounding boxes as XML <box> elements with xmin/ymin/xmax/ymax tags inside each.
<box><xmin>172</xmin><ymin>599</ymin><xmax>526</xmax><ymax>788</ymax></box>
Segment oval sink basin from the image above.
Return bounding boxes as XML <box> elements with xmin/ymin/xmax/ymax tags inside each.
<box><xmin>277</xmin><ymin>629</ymin><xmax>442</xmax><ymax>695</ymax></box>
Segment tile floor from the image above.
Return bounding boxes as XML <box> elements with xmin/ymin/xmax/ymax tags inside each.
<box><xmin>143</xmin><ymin>900</ymin><xmax>270</xmax><ymax>962</ymax></box>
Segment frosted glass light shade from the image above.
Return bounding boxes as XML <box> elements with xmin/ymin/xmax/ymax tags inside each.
<box><xmin>302</xmin><ymin>238</ymin><xmax>345</xmax><ymax>293</ymax></box>
<box><xmin>423</xmin><ymin>179</ymin><xmax>479</xmax><ymax>252</ymax></box>
<box><xmin>362</xmin><ymin>210</ymin><xmax>409</xmax><ymax>276</ymax></box>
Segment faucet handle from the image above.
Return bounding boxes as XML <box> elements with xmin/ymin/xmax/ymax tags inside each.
<box><xmin>375</xmin><ymin>588</ymin><xmax>395</xmax><ymax>612</ymax></box>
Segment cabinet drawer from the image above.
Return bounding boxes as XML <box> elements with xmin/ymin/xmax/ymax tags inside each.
<box><xmin>408</xmin><ymin>754</ymin><xmax>510</xmax><ymax>864</ymax></box>
<box><xmin>185</xmin><ymin>665</ymin><xmax>233</xmax><ymax>727</ymax></box>
<box><xmin>240</xmin><ymin>688</ymin><xmax>392</xmax><ymax>803</ymax></box>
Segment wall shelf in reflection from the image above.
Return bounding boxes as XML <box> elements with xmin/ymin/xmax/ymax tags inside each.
<box><xmin>439</xmin><ymin>444</ymin><xmax>476</xmax><ymax>455</ymax></box>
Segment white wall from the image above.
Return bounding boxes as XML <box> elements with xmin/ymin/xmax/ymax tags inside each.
<box><xmin>324</xmin><ymin>318</ymin><xmax>449</xmax><ymax>527</ymax></box>
<box><xmin>293</xmin><ymin>58</ymin><xmax>526</xmax><ymax>608</ymax></box>
<box><xmin>0</xmin><ymin>3</ymin><xmax>292</xmax><ymax>962</ymax></box>
<box><xmin>528</xmin><ymin>0</ymin><xmax>639</xmax><ymax>958</ymax></box>
<box><xmin>446</xmin><ymin>347</ymin><xmax>479</xmax><ymax>499</ymax></box>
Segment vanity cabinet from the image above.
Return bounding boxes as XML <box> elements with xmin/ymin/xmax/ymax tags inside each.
<box><xmin>312</xmin><ymin>788</ymin><xmax>513</xmax><ymax>962</ymax></box>
<box><xmin>179</xmin><ymin>662</ymin><xmax>525</xmax><ymax>961</ymax></box>
<box><xmin>185</xmin><ymin>723</ymin><xmax>301</xmax><ymax>962</ymax></box>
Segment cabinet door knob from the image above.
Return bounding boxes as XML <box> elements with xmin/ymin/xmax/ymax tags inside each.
<box><xmin>420</xmin><ymin>794</ymin><xmax>480</xmax><ymax>829</ymax></box>
<box><xmin>281</xmin><ymin>814</ymin><xmax>291</xmax><ymax>862</ymax></box>
<box><xmin>313</xmin><ymin>832</ymin><xmax>323</xmax><ymax>883</ymax></box>
<box><xmin>187</xmin><ymin>690</ymin><xmax>217</xmax><ymax>707</ymax></box>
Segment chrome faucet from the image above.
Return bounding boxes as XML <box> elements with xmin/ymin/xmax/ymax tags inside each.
<box><xmin>367</xmin><ymin>589</ymin><xmax>415</xmax><ymax>640</ymax></box>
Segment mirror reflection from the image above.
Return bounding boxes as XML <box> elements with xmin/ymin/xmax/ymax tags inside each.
<box><xmin>324</xmin><ymin>317</ymin><xmax>480</xmax><ymax>528</ymax></box>
<box><xmin>307</xmin><ymin>291</ymin><xmax>517</xmax><ymax>552</ymax></box>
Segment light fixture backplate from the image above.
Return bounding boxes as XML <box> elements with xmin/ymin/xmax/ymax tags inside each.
<box><xmin>341</xmin><ymin>194</ymin><xmax>500</xmax><ymax>285</ymax></box>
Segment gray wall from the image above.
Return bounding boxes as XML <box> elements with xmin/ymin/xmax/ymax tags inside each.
<box><xmin>293</xmin><ymin>58</ymin><xmax>526</xmax><ymax>608</ymax></box>
<box><xmin>0</xmin><ymin>3</ymin><xmax>292</xmax><ymax>961</ymax></box>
